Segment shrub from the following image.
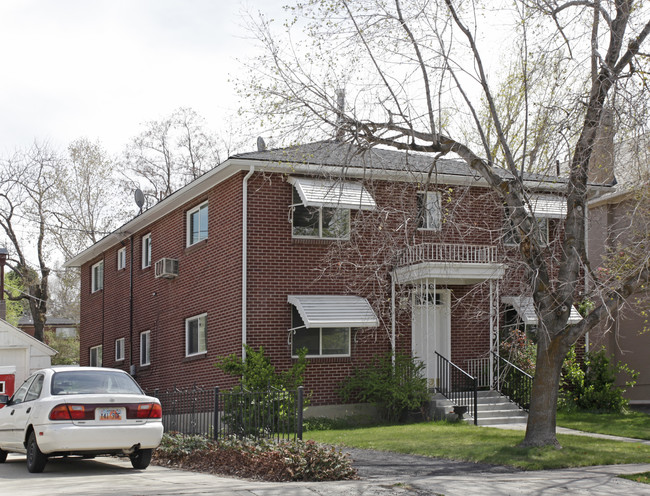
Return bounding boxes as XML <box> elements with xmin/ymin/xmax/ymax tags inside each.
<box><xmin>153</xmin><ymin>433</ymin><xmax>357</xmax><ymax>481</ymax></box>
<box><xmin>559</xmin><ymin>346</ymin><xmax>638</xmax><ymax>413</ymax></box>
<box><xmin>339</xmin><ymin>352</ymin><xmax>429</xmax><ymax>423</ymax></box>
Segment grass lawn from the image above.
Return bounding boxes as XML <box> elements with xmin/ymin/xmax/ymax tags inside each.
<box><xmin>307</xmin><ymin>421</ymin><xmax>650</xmax><ymax>470</ymax></box>
<box><xmin>619</xmin><ymin>472</ymin><xmax>650</xmax><ymax>484</ymax></box>
<box><xmin>557</xmin><ymin>410</ymin><xmax>650</xmax><ymax>440</ymax></box>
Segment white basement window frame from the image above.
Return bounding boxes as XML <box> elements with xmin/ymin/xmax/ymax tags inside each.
<box><xmin>89</xmin><ymin>345</ymin><xmax>103</xmax><ymax>367</ymax></box>
<box><xmin>185</xmin><ymin>313</ymin><xmax>207</xmax><ymax>357</ymax></box>
<box><xmin>115</xmin><ymin>338</ymin><xmax>125</xmax><ymax>362</ymax></box>
<box><xmin>187</xmin><ymin>201</ymin><xmax>209</xmax><ymax>246</ymax></box>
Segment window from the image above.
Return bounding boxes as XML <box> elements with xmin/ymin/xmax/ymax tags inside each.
<box><xmin>187</xmin><ymin>201</ymin><xmax>209</xmax><ymax>246</ymax></box>
<box><xmin>117</xmin><ymin>246</ymin><xmax>127</xmax><ymax>270</ymax></box>
<box><xmin>140</xmin><ymin>331</ymin><xmax>150</xmax><ymax>366</ymax></box>
<box><xmin>10</xmin><ymin>375</ymin><xmax>36</xmax><ymax>405</ymax></box>
<box><xmin>115</xmin><ymin>338</ymin><xmax>125</xmax><ymax>361</ymax></box>
<box><xmin>291</xmin><ymin>187</ymin><xmax>350</xmax><ymax>239</ymax></box>
<box><xmin>24</xmin><ymin>374</ymin><xmax>44</xmax><ymax>402</ymax></box>
<box><xmin>142</xmin><ymin>233</ymin><xmax>152</xmax><ymax>268</ymax></box>
<box><xmin>417</xmin><ymin>191</ymin><xmax>442</xmax><ymax>230</ymax></box>
<box><xmin>90</xmin><ymin>345</ymin><xmax>103</xmax><ymax>367</ymax></box>
<box><xmin>91</xmin><ymin>260</ymin><xmax>104</xmax><ymax>293</ymax></box>
<box><xmin>185</xmin><ymin>314</ymin><xmax>207</xmax><ymax>357</ymax></box>
<box><xmin>291</xmin><ymin>307</ymin><xmax>350</xmax><ymax>357</ymax></box>
<box><xmin>0</xmin><ymin>381</ymin><xmax>4</xmax><ymax>394</ymax></box>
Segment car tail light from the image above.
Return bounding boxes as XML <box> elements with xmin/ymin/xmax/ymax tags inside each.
<box><xmin>49</xmin><ymin>404</ymin><xmax>88</xmax><ymax>421</ymax></box>
<box><xmin>136</xmin><ymin>403</ymin><xmax>162</xmax><ymax>419</ymax></box>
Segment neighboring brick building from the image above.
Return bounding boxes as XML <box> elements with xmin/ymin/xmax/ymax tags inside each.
<box><xmin>17</xmin><ymin>316</ymin><xmax>79</xmax><ymax>339</ymax></box>
<box><xmin>65</xmin><ymin>140</ymin><xmax>579</xmax><ymax>407</ymax></box>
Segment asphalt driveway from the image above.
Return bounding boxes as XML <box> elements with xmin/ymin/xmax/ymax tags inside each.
<box><xmin>2</xmin><ymin>451</ymin><xmax>650</xmax><ymax>495</ymax></box>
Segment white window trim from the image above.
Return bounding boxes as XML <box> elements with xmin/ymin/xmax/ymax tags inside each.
<box><xmin>140</xmin><ymin>331</ymin><xmax>151</xmax><ymax>366</ymax></box>
<box><xmin>117</xmin><ymin>247</ymin><xmax>126</xmax><ymax>270</ymax></box>
<box><xmin>417</xmin><ymin>191</ymin><xmax>442</xmax><ymax>231</ymax></box>
<box><xmin>185</xmin><ymin>313</ymin><xmax>207</xmax><ymax>357</ymax></box>
<box><xmin>291</xmin><ymin>326</ymin><xmax>351</xmax><ymax>358</ymax></box>
<box><xmin>91</xmin><ymin>260</ymin><xmax>104</xmax><ymax>293</ymax></box>
<box><xmin>142</xmin><ymin>233</ymin><xmax>152</xmax><ymax>268</ymax></box>
<box><xmin>186</xmin><ymin>201</ymin><xmax>209</xmax><ymax>247</ymax></box>
<box><xmin>504</xmin><ymin>215</ymin><xmax>549</xmax><ymax>247</ymax></box>
<box><xmin>115</xmin><ymin>338</ymin><xmax>125</xmax><ymax>362</ymax></box>
<box><xmin>0</xmin><ymin>381</ymin><xmax>5</xmax><ymax>394</ymax></box>
<box><xmin>90</xmin><ymin>345</ymin><xmax>103</xmax><ymax>367</ymax></box>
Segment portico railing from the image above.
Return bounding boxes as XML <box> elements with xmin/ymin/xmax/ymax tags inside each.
<box><xmin>397</xmin><ymin>243</ymin><xmax>498</xmax><ymax>267</ymax></box>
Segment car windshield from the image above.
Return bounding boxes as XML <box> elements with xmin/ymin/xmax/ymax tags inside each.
<box><xmin>51</xmin><ymin>371</ymin><xmax>144</xmax><ymax>395</ymax></box>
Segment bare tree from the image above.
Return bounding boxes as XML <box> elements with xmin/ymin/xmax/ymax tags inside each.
<box><xmin>240</xmin><ymin>0</ymin><xmax>650</xmax><ymax>447</ymax></box>
<box><xmin>123</xmin><ymin>108</ymin><xmax>222</xmax><ymax>206</ymax></box>
<box><xmin>0</xmin><ymin>143</ymin><xmax>62</xmax><ymax>341</ymax></box>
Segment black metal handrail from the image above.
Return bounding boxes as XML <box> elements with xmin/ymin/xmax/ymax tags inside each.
<box><xmin>435</xmin><ymin>352</ymin><xmax>478</xmax><ymax>425</ymax></box>
<box><xmin>491</xmin><ymin>351</ymin><xmax>533</xmax><ymax>411</ymax></box>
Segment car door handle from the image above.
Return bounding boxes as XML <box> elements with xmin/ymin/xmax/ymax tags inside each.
<box><xmin>26</xmin><ymin>407</ymin><xmax>31</xmax><ymax>414</ymax></box>
<box><xmin>10</xmin><ymin>410</ymin><xmax>15</xmax><ymax>415</ymax></box>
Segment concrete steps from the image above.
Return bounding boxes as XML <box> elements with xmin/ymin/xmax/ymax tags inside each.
<box><xmin>429</xmin><ymin>390</ymin><xmax>528</xmax><ymax>426</ymax></box>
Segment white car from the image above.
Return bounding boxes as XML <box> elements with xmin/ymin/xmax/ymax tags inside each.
<box><xmin>0</xmin><ymin>367</ymin><xmax>163</xmax><ymax>473</ymax></box>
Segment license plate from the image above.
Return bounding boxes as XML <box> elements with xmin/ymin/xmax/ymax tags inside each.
<box><xmin>98</xmin><ymin>407</ymin><xmax>125</xmax><ymax>421</ymax></box>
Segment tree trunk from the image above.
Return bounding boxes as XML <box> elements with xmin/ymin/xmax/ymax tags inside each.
<box><xmin>520</xmin><ymin>334</ymin><xmax>570</xmax><ymax>448</ymax></box>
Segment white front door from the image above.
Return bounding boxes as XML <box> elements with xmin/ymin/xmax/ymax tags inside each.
<box><xmin>412</xmin><ymin>289</ymin><xmax>451</xmax><ymax>387</ymax></box>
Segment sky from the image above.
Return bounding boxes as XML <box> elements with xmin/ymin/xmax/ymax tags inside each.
<box><xmin>0</xmin><ymin>0</ymin><xmax>284</xmax><ymax>156</ymax></box>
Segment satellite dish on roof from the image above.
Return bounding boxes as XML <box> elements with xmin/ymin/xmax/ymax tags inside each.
<box><xmin>134</xmin><ymin>188</ymin><xmax>145</xmax><ymax>214</ymax></box>
<box><xmin>257</xmin><ymin>136</ymin><xmax>266</xmax><ymax>152</ymax></box>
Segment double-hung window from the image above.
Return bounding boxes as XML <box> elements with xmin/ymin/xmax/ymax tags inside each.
<box><xmin>142</xmin><ymin>233</ymin><xmax>152</xmax><ymax>268</ymax></box>
<box><xmin>90</xmin><ymin>345</ymin><xmax>103</xmax><ymax>367</ymax></box>
<box><xmin>115</xmin><ymin>338</ymin><xmax>125</xmax><ymax>361</ymax></box>
<box><xmin>417</xmin><ymin>191</ymin><xmax>442</xmax><ymax>230</ymax></box>
<box><xmin>91</xmin><ymin>260</ymin><xmax>104</xmax><ymax>293</ymax></box>
<box><xmin>140</xmin><ymin>331</ymin><xmax>150</xmax><ymax>366</ymax></box>
<box><xmin>117</xmin><ymin>247</ymin><xmax>127</xmax><ymax>270</ymax></box>
<box><xmin>185</xmin><ymin>314</ymin><xmax>207</xmax><ymax>357</ymax></box>
<box><xmin>187</xmin><ymin>201</ymin><xmax>209</xmax><ymax>246</ymax></box>
<box><xmin>289</xmin><ymin>177</ymin><xmax>376</xmax><ymax>240</ymax></box>
<box><xmin>291</xmin><ymin>306</ymin><xmax>350</xmax><ymax>357</ymax></box>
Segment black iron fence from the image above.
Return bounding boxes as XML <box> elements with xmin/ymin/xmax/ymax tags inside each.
<box><xmin>492</xmin><ymin>351</ymin><xmax>533</xmax><ymax>411</ymax></box>
<box><xmin>435</xmin><ymin>352</ymin><xmax>478</xmax><ymax>425</ymax></box>
<box><xmin>149</xmin><ymin>386</ymin><xmax>304</xmax><ymax>442</ymax></box>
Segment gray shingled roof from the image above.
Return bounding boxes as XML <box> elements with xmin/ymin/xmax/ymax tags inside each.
<box><xmin>234</xmin><ymin>139</ymin><xmax>565</xmax><ymax>184</ymax></box>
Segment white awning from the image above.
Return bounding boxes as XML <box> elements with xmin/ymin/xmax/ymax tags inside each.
<box><xmin>527</xmin><ymin>195</ymin><xmax>567</xmax><ymax>218</ymax></box>
<box><xmin>288</xmin><ymin>295</ymin><xmax>379</xmax><ymax>328</ymax></box>
<box><xmin>503</xmin><ymin>296</ymin><xmax>582</xmax><ymax>325</ymax></box>
<box><xmin>288</xmin><ymin>177</ymin><xmax>376</xmax><ymax>210</ymax></box>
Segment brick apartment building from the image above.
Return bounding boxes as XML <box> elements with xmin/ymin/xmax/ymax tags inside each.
<box><xmin>65</xmin><ymin>140</ymin><xmax>582</xmax><ymax>407</ymax></box>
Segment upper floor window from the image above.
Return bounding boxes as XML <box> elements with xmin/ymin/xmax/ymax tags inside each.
<box><xmin>504</xmin><ymin>210</ymin><xmax>549</xmax><ymax>246</ymax></box>
<box><xmin>117</xmin><ymin>246</ymin><xmax>127</xmax><ymax>270</ymax></box>
<box><xmin>142</xmin><ymin>233</ymin><xmax>152</xmax><ymax>268</ymax></box>
<box><xmin>417</xmin><ymin>191</ymin><xmax>442</xmax><ymax>230</ymax></box>
<box><xmin>140</xmin><ymin>331</ymin><xmax>151</xmax><ymax>366</ymax></box>
<box><xmin>187</xmin><ymin>201</ymin><xmax>209</xmax><ymax>246</ymax></box>
<box><xmin>291</xmin><ymin>187</ymin><xmax>350</xmax><ymax>239</ymax></box>
<box><xmin>115</xmin><ymin>337</ymin><xmax>125</xmax><ymax>362</ymax></box>
<box><xmin>91</xmin><ymin>260</ymin><xmax>104</xmax><ymax>293</ymax></box>
<box><xmin>185</xmin><ymin>313</ymin><xmax>207</xmax><ymax>357</ymax></box>
<box><xmin>90</xmin><ymin>345</ymin><xmax>103</xmax><ymax>367</ymax></box>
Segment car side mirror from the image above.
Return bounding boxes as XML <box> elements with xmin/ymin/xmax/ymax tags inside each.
<box><xmin>0</xmin><ymin>395</ymin><xmax>9</xmax><ymax>405</ymax></box>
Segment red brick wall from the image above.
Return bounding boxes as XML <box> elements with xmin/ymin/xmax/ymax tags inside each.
<box><xmin>80</xmin><ymin>170</ymin><xmax>522</xmax><ymax>405</ymax></box>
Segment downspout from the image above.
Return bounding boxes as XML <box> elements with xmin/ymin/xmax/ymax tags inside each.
<box><xmin>129</xmin><ymin>236</ymin><xmax>135</xmax><ymax>375</ymax></box>
<box><xmin>391</xmin><ymin>274</ymin><xmax>396</xmax><ymax>366</ymax></box>
<box><xmin>584</xmin><ymin>203</ymin><xmax>590</xmax><ymax>353</ymax></box>
<box><xmin>242</xmin><ymin>166</ymin><xmax>255</xmax><ymax>361</ymax></box>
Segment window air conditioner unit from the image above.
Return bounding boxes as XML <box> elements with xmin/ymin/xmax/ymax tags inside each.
<box><xmin>154</xmin><ymin>258</ymin><xmax>179</xmax><ymax>279</ymax></box>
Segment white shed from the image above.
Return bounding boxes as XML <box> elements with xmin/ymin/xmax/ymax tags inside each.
<box><xmin>0</xmin><ymin>319</ymin><xmax>57</xmax><ymax>393</ymax></box>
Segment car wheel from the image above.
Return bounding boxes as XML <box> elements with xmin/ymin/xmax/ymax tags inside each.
<box><xmin>129</xmin><ymin>448</ymin><xmax>152</xmax><ymax>469</ymax></box>
<box><xmin>26</xmin><ymin>432</ymin><xmax>48</xmax><ymax>473</ymax></box>
<box><xmin>0</xmin><ymin>448</ymin><xmax>7</xmax><ymax>463</ymax></box>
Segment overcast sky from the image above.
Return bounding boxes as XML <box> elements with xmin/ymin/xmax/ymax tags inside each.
<box><xmin>0</xmin><ymin>0</ymin><xmax>281</xmax><ymax>156</ymax></box>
